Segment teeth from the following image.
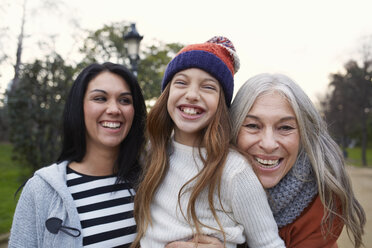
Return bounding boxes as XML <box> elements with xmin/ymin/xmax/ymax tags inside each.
<box><xmin>102</xmin><ymin>121</ymin><xmax>120</xmax><ymax>129</ymax></box>
<box><xmin>182</xmin><ymin>107</ymin><xmax>199</xmax><ymax>115</ymax></box>
<box><xmin>256</xmin><ymin>157</ymin><xmax>279</xmax><ymax>168</ymax></box>
<box><xmin>256</xmin><ymin>157</ymin><xmax>278</xmax><ymax>165</ymax></box>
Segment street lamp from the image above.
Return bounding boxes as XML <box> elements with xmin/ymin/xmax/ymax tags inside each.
<box><xmin>123</xmin><ymin>23</ymin><xmax>143</xmax><ymax>77</ymax></box>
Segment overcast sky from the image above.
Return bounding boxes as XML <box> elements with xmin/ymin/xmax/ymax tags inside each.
<box><xmin>2</xmin><ymin>0</ymin><xmax>372</xmax><ymax>102</ymax></box>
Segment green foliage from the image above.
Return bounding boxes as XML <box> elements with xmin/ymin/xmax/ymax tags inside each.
<box><xmin>322</xmin><ymin>73</ymin><xmax>356</xmax><ymax>147</ymax></box>
<box><xmin>79</xmin><ymin>21</ymin><xmax>183</xmax><ymax>100</ymax></box>
<box><xmin>79</xmin><ymin>21</ymin><xmax>131</xmax><ymax>67</ymax></box>
<box><xmin>0</xmin><ymin>143</ymin><xmax>26</xmax><ymax>234</ymax></box>
<box><xmin>322</xmin><ymin>60</ymin><xmax>372</xmax><ymax>166</ymax></box>
<box><xmin>6</xmin><ymin>53</ymin><xmax>76</xmax><ymax>171</ymax></box>
<box><xmin>4</xmin><ymin>22</ymin><xmax>183</xmax><ymax>176</ymax></box>
<box><xmin>138</xmin><ymin>42</ymin><xmax>183</xmax><ymax>100</ymax></box>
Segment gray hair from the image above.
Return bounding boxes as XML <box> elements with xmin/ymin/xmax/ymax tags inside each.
<box><xmin>230</xmin><ymin>73</ymin><xmax>365</xmax><ymax>248</ymax></box>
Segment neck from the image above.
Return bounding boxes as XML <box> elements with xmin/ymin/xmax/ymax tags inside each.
<box><xmin>70</xmin><ymin>143</ymin><xmax>119</xmax><ymax>176</ymax></box>
<box><xmin>173</xmin><ymin>129</ymin><xmax>201</xmax><ymax>147</ymax></box>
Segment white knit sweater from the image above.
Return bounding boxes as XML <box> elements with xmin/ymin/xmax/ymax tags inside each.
<box><xmin>141</xmin><ymin>140</ymin><xmax>285</xmax><ymax>248</ymax></box>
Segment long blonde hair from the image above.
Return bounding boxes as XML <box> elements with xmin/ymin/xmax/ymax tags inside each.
<box><xmin>230</xmin><ymin>73</ymin><xmax>366</xmax><ymax>248</ymax></box>
<box><xmin>131</xmin><ymin>84</ymin><xmax>232</xmax><ymax>247</ymax></box>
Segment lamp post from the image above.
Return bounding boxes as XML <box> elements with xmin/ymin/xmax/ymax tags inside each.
<box><xmin>123</xmin><ymin>23</ymin><xmax>143</xmax><ymax>77</ymax></box>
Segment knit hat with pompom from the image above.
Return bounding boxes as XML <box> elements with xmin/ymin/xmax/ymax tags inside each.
<box><xmin>161</xmin><ymin>36</ymin><xmax>240</xmax><ymax>106</ymax></box>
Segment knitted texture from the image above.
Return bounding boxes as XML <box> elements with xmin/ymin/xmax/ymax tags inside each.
<box><xmin>140</xmin><ymin>139</ymin><xmax>285</xmax><ymax>248</ymax></box>
<box><xmin>267</xmin><ymin>152</ymin><xmax>318</xmax><ymax>228</ymax></box>
<box><xmin>161</xmin><ymin>36</ymin><xmax>240</xmax><ymax>106</ymax></box>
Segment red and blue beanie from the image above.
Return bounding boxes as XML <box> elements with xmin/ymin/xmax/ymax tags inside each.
<box><xmin>161</xmin><ymin>36</ymin><xmax>240</xmax><ymax>106</ymax></box>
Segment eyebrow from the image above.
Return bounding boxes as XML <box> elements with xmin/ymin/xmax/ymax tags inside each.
<box><xmin>174</xmin><ymin>73</ymin><xmax>218</xmax><ymax>83</ymax></box>
<box><xmin>246</xmin><ymin>114</ymin><xmax>296</xmax><ymax>122</ymax></box>
<box><xmin>89</xmin><ymin>89</ymin><xmax>132</xmax><ymax>96</ymax></box>
<box><xmin>174</xmin><ymin>72</ymin><xmax>188</xmax><ymax>78</ymax></box>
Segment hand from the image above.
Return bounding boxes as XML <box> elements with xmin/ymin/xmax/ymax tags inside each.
<box><xmin>165</xmin><ymin>235</ymin><xmax>224</xmax><ymax>248</ymax></box>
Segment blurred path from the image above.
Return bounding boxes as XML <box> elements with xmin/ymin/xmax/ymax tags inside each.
<box><xmin>0</xmin><ymin>233</ymin><xmax>8</xmax><ymax>248</ymax></box>
<box><xmin>338</xmin><ymin>166</ymin><xmax>372</xmax><ymax>248</ymax></box>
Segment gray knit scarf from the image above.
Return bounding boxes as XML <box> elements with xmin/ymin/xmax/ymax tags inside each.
<box><xmin>267</xmin><ymin>152</ymin><xmax>318</xmax><ymax>228</ymax></box>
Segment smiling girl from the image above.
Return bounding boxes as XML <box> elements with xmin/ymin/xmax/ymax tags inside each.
<box><xmin>131</xmin><ymin>37</ymin><xmax>285</xmax><ymax>248</ymax></box>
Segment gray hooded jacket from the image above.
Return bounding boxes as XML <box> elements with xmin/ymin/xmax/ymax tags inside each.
<box><xmin>9</xmin><ymin>161</ymin><xmax>83</xmax><ymax>248</ymax></box>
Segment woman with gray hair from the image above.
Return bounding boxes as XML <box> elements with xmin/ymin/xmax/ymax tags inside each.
<box><xmin>229</xmin><ymin>73</ymin><xmax>365</xmax><ymax>248</ymax></box>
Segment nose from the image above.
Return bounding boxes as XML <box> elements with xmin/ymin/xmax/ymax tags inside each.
<box><xmin>185</xmin><ymin>84</ymin><xmax>200</xmax><ymax>102</ymax></box>
<box><xmin>259</xmin><ymin>128</ymin><xmax>279</xmax><ymax>153</ymax></box>
<box><xmin>106</xmin><ymin>100</ymin><xmax>120</xmax><ymax>115</ymax></box>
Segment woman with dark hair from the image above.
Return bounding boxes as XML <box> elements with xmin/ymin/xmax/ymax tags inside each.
<box><xmin>9</xmin><ymin>62</ymin><xmax>147</xmax><ymax>248</ymax></box>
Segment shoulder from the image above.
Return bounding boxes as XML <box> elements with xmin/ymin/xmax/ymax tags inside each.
<box><xmin>23</xmin><ymin>161</ymin><xmax>69</xmax><ymax>196</ymax></box>
<box><xmin>35</xmin><ymin>161</ymin><xmax>68</xmax><ymax>178</ymax></box>
<box><xmin>279</xmin><ymin>195</ymin><xmax>342</xmax><ymax>248</ymax></box>
<box><xmin>222</xmin><ymin>149</ymin><xmax>265</xmax><ymax>196</ymax></box>
<box><xmin>226</xmin><ymin>148</ymin><xmax>249</xmax><ymax>165</ymax></box>
<box><xmin>223</xmin><ymin>149</ymin><xmax>254</xmax><ymax>177</ymax></box>
<box><xmin>15</xmin><ymin>162</ymin><xmax>72</xmax><ymax>222</ymax></box>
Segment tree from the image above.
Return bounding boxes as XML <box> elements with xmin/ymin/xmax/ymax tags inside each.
<box><xmin>0</xmin><ymin>105</ymin><xmax>9</xmax><ymax>141</ymax></box>
<box><xmin>5</xmin><ymin>21</ymin><xmax>183</xmax><ymax>173</ymax></box>
<box><xmin>79</xmin><ymin>21</ymin><xmax>131</xmax><ymax>66</ymax></box>
<box><xmin>351</xmin><ymin>60</ymin><xmax>372</xmax><ymax>166</ymax></box>
<box><xmin>6</xmin><ymin>53</ymin><xmax>76</xmax><ymax>171</ymax></box>
<box><xmin>0</xmin><ymin>27</ymin><xmax>8</xmax><ymax>71</ymax></box>
<box><xmin>322</xmin><ymin>60</ymin><xmax>372</xmax><ymax>166</ymax></box>
<box><xmin>79</xmin><ymin>22</ymin><xmax>183</xmax><ymax>100</ymax></box>
<box><xmin>3</xmin><ymin>0</ymin><xmax>78</xmax><ymax>91</ymax></box>
<box><xmin>322</xmin><ymin>72</ymin><xmax>355</xmax><ymax>152</ymax></box>
<box><xmin>11</xmin><ymin>0</ymin><xmax>27</xmax><ymax>90</ymax></box>
<box><xmin>0</xmin><ymin>1</ymin><xmax>11</xmax><ymax>74</ymax></box>
<box><xmin>138</xmin><ymin>42</ymin><xmax>183</xmax><ymax>100</ymax></box>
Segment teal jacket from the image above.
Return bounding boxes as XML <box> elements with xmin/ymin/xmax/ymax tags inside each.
<box><xmin>9</xmin><ymin>161</ymin><xmax>83</xmax><ymax>248</ymax></box>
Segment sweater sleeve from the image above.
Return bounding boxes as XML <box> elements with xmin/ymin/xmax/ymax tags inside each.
<box><xmin>231</xmin><ymin>164</ymin><xmax>285</xmax><ymax>248</ymax></box>
<box><xmin>9</xmin><ymin>177</ymin><xmax>41</xmax><ymax>248</ymax></box>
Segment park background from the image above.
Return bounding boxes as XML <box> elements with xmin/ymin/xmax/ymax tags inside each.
<box><xmin>0</xmin><ymin>0</ymin><xmax>371</xmax><ymax>247</ymax></box>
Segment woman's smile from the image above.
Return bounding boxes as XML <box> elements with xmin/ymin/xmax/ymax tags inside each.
<box><xmin>237</xmin><ymin>91</ymin><xmax>300</xmax><ymax>188</ymax></box>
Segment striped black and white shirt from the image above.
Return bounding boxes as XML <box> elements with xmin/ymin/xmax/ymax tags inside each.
<box><xmin>66</xmin><ymin>166</ymin><xmax>136</xmax><ymax>248</ymax></box>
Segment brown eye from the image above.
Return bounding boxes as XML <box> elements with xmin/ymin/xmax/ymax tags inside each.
<box><xmin>279</xmin><ymin>125</ymin><xmax>294</xmax><ymax>131</ymax></box>
<box><xmin>119</xmin><ymin>97</ymin><xmax>132</xmax><ymax>105</ymax></box>
<box><xmin>243</xmin><ymin>123</ymin><xmax>259</xmax><ymax>129</ymax></box>
<box><xmin>93</xmin><ymin>96</ymin><xmax>106</xmax><ymax>102</ymax></box>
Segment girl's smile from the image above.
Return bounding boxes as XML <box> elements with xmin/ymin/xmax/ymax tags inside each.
<box><xmin>167</xmin><ymin>68</ymin><xmax>220</xmax><ymax>146</ymax></box>
<box><xmin>178</xmin><ymin>104</ymin><xmax>205</xmax><ymax>119</ymax></box>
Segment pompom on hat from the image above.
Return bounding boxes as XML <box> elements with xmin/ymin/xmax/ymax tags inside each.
<box><xmin>161</xmin><ymin>36</ymin><xmax>240</xmax><ymax>106</ymax></box>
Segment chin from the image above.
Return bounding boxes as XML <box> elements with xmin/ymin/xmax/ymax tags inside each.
<box><xmin>261</xmin><ymin>181</ymin><xmax>278</xmax><ymax>189</ymax></box>
<box><xmin>100</xmin><ymin>140</ymin><xmax>122</xmax><ymax>149</ymax></box>
<box><xmin>257</xmin><ymin>175</ymin><xmax>280</xmax><ymax>189</ymax></box>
